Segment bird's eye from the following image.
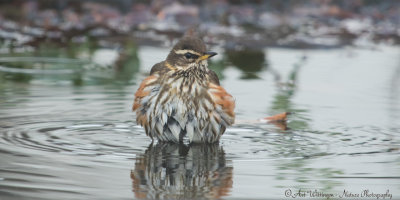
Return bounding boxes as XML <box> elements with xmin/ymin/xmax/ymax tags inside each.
<box><xmin>184</xmin><ymin>53</ymin><xmax>199</xmax><ymax>60</ymax></box>
<box><xmin>184</xmin><ymin>53</ymin><xmax>193</xmax><ymax>59</ymax></box>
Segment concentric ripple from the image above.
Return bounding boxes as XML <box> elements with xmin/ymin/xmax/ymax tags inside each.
<box><xmin>0</xmin><ymin>116</ymin><xmax>148</xmax><ymax>158</ymax></box>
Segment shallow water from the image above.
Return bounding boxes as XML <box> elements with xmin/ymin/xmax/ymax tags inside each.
<box><xmin>0</xmin><ymin>44</ymin><xmax>399</xmax><ymax>199</ymax></box>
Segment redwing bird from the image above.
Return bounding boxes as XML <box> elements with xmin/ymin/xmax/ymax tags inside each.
<box><xmin>133</xmin><ymin>36</ymin><xmax>235</xmax><ymax>143</ymax></box>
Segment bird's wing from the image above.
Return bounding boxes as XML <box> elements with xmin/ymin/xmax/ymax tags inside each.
<box><xmin>133</xmin><ymin>62</ymin><xmax>171</xmax><ymax>112</ymax></box>
<box><xmin>208</xmin><ymin>83</ymin><xmax>235</xmax><ymax>124</ymax></box>
<box><xmin>132</xmin><ymin>75</ymin><xmax>158</xmax><ymax>112</ymax></box>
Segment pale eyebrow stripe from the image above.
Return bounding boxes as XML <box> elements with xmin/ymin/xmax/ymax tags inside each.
<box><xmin>174</xmin><ymin>49</ymin><xmax>201</xmax><ymax>56</ymax></box>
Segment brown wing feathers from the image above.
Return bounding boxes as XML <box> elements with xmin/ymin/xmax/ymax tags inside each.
<box><xmin>209</xmin><ymin>83</ymin><xmax>235</xmax><ymax>120</ymax></box>
<box><xmin>133</xmin><ymin>75</ymin><xmax>157</xmax><ymax>111</ymax></box>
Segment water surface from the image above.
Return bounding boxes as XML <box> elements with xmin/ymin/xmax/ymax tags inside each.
<box><xmin>0</xmin><ymin>44</ymin><xmax>399</xmax><ymax>199</ymax></box>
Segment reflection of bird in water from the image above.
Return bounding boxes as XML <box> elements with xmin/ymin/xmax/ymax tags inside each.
<box><xmin>131</xmin><ymin>142</ymin><xmax>233</xmax><ymax>199</ymax></box>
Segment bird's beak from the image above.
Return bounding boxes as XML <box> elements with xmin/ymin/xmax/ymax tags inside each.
<box><xmin>198</xmin><ymin>51</ymin><xmax>217</xmax><ymax>61</ymax></box>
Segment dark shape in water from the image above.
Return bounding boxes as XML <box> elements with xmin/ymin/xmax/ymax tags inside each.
<box><xmin>131</xmin><ymin>142</ymin><xmax>233</xmax><ymax>199</ymax></box>
<box><xmin>225</xmin><ymin>49</ymin><xmax>266</xmax><ymax>79</ymax></box>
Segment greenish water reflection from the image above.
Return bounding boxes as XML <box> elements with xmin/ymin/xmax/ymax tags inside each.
<box><xmin>226</xmin><ymin>49</ymin><xmax>267</xmax><ymax>79</ymax></box>
<box><xmin>0</xmin><ymin>37</ymin><xmax>140</xmax><ymax>86</ymax></box>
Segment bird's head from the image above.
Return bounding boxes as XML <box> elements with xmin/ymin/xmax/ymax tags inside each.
<box><xmin>166</xmin><ymin>36</ymin><xmax>217</xmax><ymax>69</ymax></box>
